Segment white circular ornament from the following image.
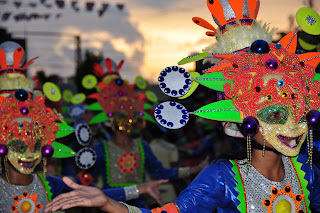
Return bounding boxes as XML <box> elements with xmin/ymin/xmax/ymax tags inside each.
<box><xmin>158</xmin><ymin>66</ymin><xmax>192</xmax><ymax>97</ymax></box>
<box><xmin>75</xmin><ymin>148</ymin><xmax>96</xmax><ymax>170</ymax></box>
<box><xmin>69</xmin><ymin>104</ymin><xmax>85</xmax><ymax>118</ymax></box>
<box><xmin>154</xmin><ymin>101</ymin><xmax>189</xmax><ymax>129</ymax></box>
<box><xmin>75</xmin><ymin>123</ymin><xmax>92</xmax><ymax>146</ymax></box>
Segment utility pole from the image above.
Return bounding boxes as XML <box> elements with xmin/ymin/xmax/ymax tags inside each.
<box><xmin>11</xmin><ymin>31</ymin><xmax>82</xmax><ymax>69</ymax></box>
<box><xmin>304</xmin><ymin>0</ymin><xmax>314</xmax><ymax>9</ymax></box>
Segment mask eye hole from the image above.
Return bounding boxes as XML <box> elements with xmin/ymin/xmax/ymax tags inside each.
<box><xmin>208</xmin><ymin>0</ymin><xmax>214</xmax><ymax>4</ymax></box>
<box><xmin>8</xmin><ymin>140</ymin><xmax>28</xmax><ymax>154</ymax></box>
<box><xmin>266</xmin><ymin>111</ymin><xmax>283</xmax><ymax>120</ymax></box>
<box><xmin>34</xmin><ymin>139</ymin><xmax>42</xmax><ymax>152</ymax></box>
<box><xmin>257</xmin><ymin>105</ymin><xmax>288</xmax><ymax>124</ymax></box>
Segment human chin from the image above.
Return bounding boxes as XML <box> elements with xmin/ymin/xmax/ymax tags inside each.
<box><xmin>7</xmin><ymin>151</ymin><xmax>41</xmax><ymax>174</ymax></box>
<box><xmin>258</xmin><ymin>120</ymin><xmax>308</xmax><ymax>157</ymax></box>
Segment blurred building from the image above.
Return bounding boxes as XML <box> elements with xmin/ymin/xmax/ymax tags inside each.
<box><xmin>0</xmin><ymin>27</ymin><xmax>26</xmax><ymax>54</ymax></box>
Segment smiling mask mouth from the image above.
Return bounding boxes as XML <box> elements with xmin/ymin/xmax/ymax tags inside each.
<box><xmin>18</xmin><ymin>159</ymin><xmax>38</xmax><ymax>170</ymax></box>
<box><xmin>277</xmin><ymin>135</ymin><xmax>303</xmax><ymax>148</ymax></box>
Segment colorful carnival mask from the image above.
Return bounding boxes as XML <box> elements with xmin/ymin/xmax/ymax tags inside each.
<box><xmin>155</xmin><ymin>0</ymin><xmax>320</xmax><ymax>159</ymax></box>
<box><xmin>0</xmin><ymin>41</ymin><xmax>75</xmax><ymax>175</ymax></box>
<box><xmin>0</xmin><ymin>90</ymin><xmax>59</xmax><ymax>173</ymax></box>
<box><xmin>87</xmin><ymin>58</ymin><xmax>145</xmax><ymax>133</ymax></box>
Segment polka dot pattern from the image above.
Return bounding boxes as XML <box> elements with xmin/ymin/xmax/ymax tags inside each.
<box><xmin>154</xmin><ymin>101</ymin><xmax>189</xmax><ymax>129</ymax></box>
<box><xmin>76</xmin><ymin>148</ymin><xmax>97</xmax><ymax>170</ymax></box>
<box><xmin>158</xmin><ymin>66</ymin><xmax>192</xmax><ymax>97</ymax></box>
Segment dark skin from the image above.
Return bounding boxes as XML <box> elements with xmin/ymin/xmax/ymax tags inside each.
<box><xmin>44</xmin><ymin>129</ymin><xmax>286</xmax><ymax>213</ymax></box>
<box><xmin>252</xmin><ymin>131</ymin><xmax>284</xmax><ymax>182</ymax></box>
<box><xmin>1</xmin><ymin>162</ymin><xmax>34</xmax><ymax>185</ymax></box>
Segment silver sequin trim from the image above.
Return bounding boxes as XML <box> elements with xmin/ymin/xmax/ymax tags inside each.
<box><xmin>193</xmin><ymin>109</ymin><xmax>238</xmax><ymax>114</ymax></box>
<box><xmin>220</xmin><ymin>0</ymin><xmax>236</xmax><ymax>21</ymax></box>
<box><xmin>0</xmin><ymin>174</ymin><xmax>49</xmax><ymax>212</ymax></box>
<box><xmin>107</xmin><ymin>140</ymin><xmax>143</xmax><ymax>185</ymax></box>
<box><xmin>238</xmin><ymin>156</ymin><xmax>306</xmax><ymax>212</ymax></box>
<box><xmin>120</xmin><ymin>202</ymin><xmax>143</xmax><ymax>213</ymax></box>
<box><xmin>124</xmin><ymin>185</ymin><xmax>139</xmax><ymax>201</ymax></box>
<box><xmin>242</xmin><ymin>0</ymin><xmax>250</xmax><ymax>18</ymax></box>
<box><xmin>178</xmin><ymin>167</ymin><xmax>191</xmax><ymax>178</ymax></box>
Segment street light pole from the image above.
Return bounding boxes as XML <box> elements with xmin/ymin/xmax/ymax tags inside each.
<box><xmin>11</xmin><ymin>31</ymin><xmax>82</xmax><ymax>69</ymax></box>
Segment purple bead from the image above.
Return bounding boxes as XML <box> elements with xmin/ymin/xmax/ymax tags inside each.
<box><xmin>241</xmin><ymin>116</ymin><xmax>259</xmax><ymax>136</ymax></box>
<box><xmin>20</xmin><ymin>107</ymin><xmax>29</xmax><ymax>115</ymax></box>
<box><xmin>118</xmin><ymin>91</ymin><xmax>124</xmax><ymax>96</ymax></box>
<box><xmin>139</xmin><ymin>112</ymin><xmax>144</xmax><ymax>116</ymax></box>
<box><xmin>0</xmin><ymin>144</ymin><xmax>8</xmax><ymax>157</ymax></box>
<box><xmin>306</xmin><ymin>110</ymin><xmax>320</xmax><ymax>130</ymax></box>
<box><xmin>244</xmin><ymin>65</ymin><xmax>250</xmax><ymax>69</ymax></box>
<box><xmin>41</xmin><ymin>145</ymin><xmax>54</xmax><ymax>158</ymax></box>
<box><xmin>266</xmin><ymin>59</ymin><xmax>278</xmax><ymax>70</ymax></box>
<box><xmin>108</xmin><ymin>112</ymin><xmax>113</xmax><ymax>117</ymax></box>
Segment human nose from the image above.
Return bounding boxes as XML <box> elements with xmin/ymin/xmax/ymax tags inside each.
<box><xmin>25</xmin><ymin>149</ymin><xmax>35</xmax><ymax>159</ymax></box>
<box><xmin>288</xmin><ymin>120</ymin><xmax>299</xmax><ymax>132</ymax></box>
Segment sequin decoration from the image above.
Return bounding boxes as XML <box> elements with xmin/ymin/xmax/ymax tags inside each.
<box><xmin>237</xmin><ymin>157</ymin><xmax>307</xmax><ymax>213</ymax></box>
<box><xmin>75</xmin><ymin>148</ymin><xmax>96</xmax><ymax>170</ymax></box>
<box><xmin>10</xmin><ymin>190</ymin><xmax>43</xmax><ymax>213</ymax></box>
<box><xmin>94</xmin><ymin>80</ymin><xmax>144</xmax><ymax>120</ymax></box>
<box><xmin>0</xmin><ymin>174</ymin><xmax>48</xmax><ymax>212</ymax></box>
<box><xmin>221</xmin><ymin>43</ymin><xmax>320</xmax><ymax>121</ymax></box>
<box><xmin>278</xmin><ymin>80</ymin><xmax>285</xmax><ymax>87</ymax></box>
<box><xmin>158</xmin><ymin>66</ymin><xmax>192</xmax><ymax>98</ymax></box>
<box><xmin>118</xmin><ymin>152</ymin><xmax>138</xmax><ymax>174</ymax></box>
<box><xmin>306</xmin><ymin>15</ymin><xmax>316</xmax><ymax>25</ymax></box>
<box><xmin>75</xmin><ymin>123</ymin><xmax>92</xmax><ymax>146</ymax></box>
<box><xmin>262</xmin><ymin>183</ymin><xmax>304</xmax><ymax>213</ymax></box>
<box><xmin>0</xmin><ymin>92</ymin><xmax>59</xmax><ymax>148</ymax></box>
<box><xmin>69</xmin><ymin>104</ymin><xmax>85</xmax><ymax>118</ymax></box>
<box><xmin>257</xmin><ymin>105</ymin><xmax>288</xmax><ymax>124</ymax></box>
<box><xmin>154</xmin><ymin>101</ymin><xmax>189</xmax><ymax>129</ymax></box>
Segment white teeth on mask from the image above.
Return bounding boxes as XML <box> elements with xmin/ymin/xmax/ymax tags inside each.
<box><xmin>289</xmin><ymin>140</ymin><xmax>296</xmax><ymax>146</ymax></box>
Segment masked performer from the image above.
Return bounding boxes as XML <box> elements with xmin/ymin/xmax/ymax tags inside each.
<box><xmin>0</xmin><ymin>41</ymin><xmax>166</xmax><ymax>212</ymax></box>
<box><xmin>85</xmin><ymin>58</ymin><xmax>208</xmax><ymax>207</ymax></box>
<box><xmin>45</xmin><ymin>0</ymin><xmax>320</xmax><ymax>212</ymax></box>
<box><xmin>0</xmin><ymin>41</ymin><xmax>77</xmax><ymax>212</ymax></box>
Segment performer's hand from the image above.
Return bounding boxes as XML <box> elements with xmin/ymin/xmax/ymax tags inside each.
<box><xmin>138</xmin><ymin>179</ymin><xmax>168</xmax><ymax>206</ymax></box>
<box><xmin>44</xmin><ymin>177</ymin><xmax>127</xmax><ymax>213</ymax></box>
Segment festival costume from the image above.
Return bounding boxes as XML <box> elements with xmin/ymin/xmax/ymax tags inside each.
<box><xmin>120</xmin><ymin>0</ymin><xmax>320</xmax><ymax>212</ymax></box>
<box><xmin>0</xmin><ymin>41</ymin><xmax>78</xmax><ymax>213</ymax></box>
<box><xmin>85</xmin><ymin>58</ymin><xmax>191</xmax><ymax>207</ymax></box>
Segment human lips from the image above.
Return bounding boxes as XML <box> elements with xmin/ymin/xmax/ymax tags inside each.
<box><xmin>277</xmin><ymin>135</ymin><xmax>303</xmax><ymax>148</ymax></box>
<box><xmin>18</xmin><ymin>159</ymin><xmax>38</xmax><ymax>170</ymax></box>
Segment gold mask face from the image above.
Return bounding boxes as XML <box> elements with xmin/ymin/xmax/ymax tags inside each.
<box><xmin>7</xmin><ymin>139</ymin><xmax>42</xmax><ymax>174</ymax></box>
<box><xmin>111</xmin><ymin>113</ymin><xmax>138</xmax><ymax>134</ymax></box>
<box><xmin>257</xmin><ymin>105</ymin><xmax>308</xmax><ymax>156</ymax></box>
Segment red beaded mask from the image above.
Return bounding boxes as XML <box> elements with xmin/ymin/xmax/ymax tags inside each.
<box><xmin>0</xmin><ymin>90</ymin><xmax>59</xmax><ymax>148</ymax></box>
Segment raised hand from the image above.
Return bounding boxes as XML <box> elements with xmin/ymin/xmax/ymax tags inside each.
<box><xmin>45</xmin><ymin>177</ymin><xmax>127</xmax><ymax>213</ymax></box>
<box><xmin>138</xmin><ymin>179</ymin><xmax>168</xmax><ymax>205</ymax></box>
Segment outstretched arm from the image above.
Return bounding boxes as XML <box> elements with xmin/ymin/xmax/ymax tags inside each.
<box><xmin>45</xmin><ymin>177</ymin><xmax>167</xmax><ymax>212</ymax></box>
<box><xmin>45</xmin><ymin>177</ymin><xmax>128</xmax><ymax>213</ymax></box>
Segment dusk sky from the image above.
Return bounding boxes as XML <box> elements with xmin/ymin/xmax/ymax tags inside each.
<box><xmin>0</xmin><ymin>0</ymin><xmax>317</xmax><ymax>84</ymax></box>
